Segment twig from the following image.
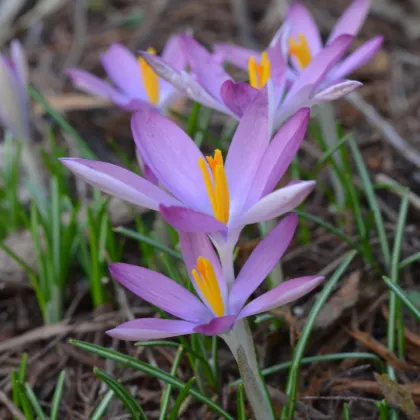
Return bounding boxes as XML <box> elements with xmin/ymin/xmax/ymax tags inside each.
<box><xmin>0</xmin><ymin>391</ymin><xmax>26</xmax><ymax>420</ymax></box>
<box><xmin>346</xmin><ymin>92</ymin><xmax>420</xmax><ymax>168</ymax></box>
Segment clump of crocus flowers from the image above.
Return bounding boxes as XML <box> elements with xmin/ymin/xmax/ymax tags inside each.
<box><xmin>60</xmin><ymin>1</ymin><xmax>382</xmax><ymax>419</ymax></box>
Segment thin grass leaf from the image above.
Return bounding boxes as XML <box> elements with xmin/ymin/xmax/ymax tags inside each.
<box><xmin>169</xmin><ymin>377</ymin><xmax>196</xmax><ymax>420</ymax></box>
<box><xmin>343</xmin><ymin>403</ymin><xmax>351</xmax><ymax>420</ymax></box>
<box><xmin>94</xmin><ymin>368</ymin><xmax>147</xmax><ymax>420</ymax></box>
<box><xmin>187</xmin><ymin>102</ymin><xmax>202</xmax><ymax>137</ymax></box>
<box><xmin>236</xmin><ymin>384</ymin><xmax>246</xmax><ymax>420</ymax></box>
<box><xmin>90</xmin><ymin>389</ymin><xmax>115</xmax><ymax>420</ymax></box>
<box><xmin>159</xmin><ymin>346</ymin><xmax>184</xmax><ymax>420</ymax></box>
<box><xmin>115</xmin><ymin>227</ymin><xmax>182</xmax><ymax>261</ymax></box>
<box><xmin>282</xmin><ymin>251</ymin><xmax>357</xmax><ymax>420</ymax></box>
<box><xmin>24</xmin><ymin>384</ymin><xmax>47</xmax><ymax>420</ymax></box>
<box><xmin>349</xmin><ymin>139</ymin><xmax>391</xmax><ymax>267</ymax></box>
<box><xmin>71</xmin><ymin>340</ymin><xmax>234</xmax><ymax>420</ymax></box>
<box><xmin>50</xmin><ymin>371</ymin><xmax>65</xmax><ymax>420</ymax></box>
<box><xmin>16</xmin><ymin>382</ymin><xmax>34</xmax><ymax>420</ymax></box>
<box><xmin>399</xmin><ymin>252</ymin><xmax>420</xmax><ymax>270</ymax></box>
<box><xmin>383</xmin><ymin>277</ymin><xmax>420</xmax><ymax>322</ymax></box>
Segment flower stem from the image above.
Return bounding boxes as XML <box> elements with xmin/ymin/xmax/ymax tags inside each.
<box><xmin>222</xmin><ymin>319</ymin><xmax>274</xmax><ymax>420</ymax></box>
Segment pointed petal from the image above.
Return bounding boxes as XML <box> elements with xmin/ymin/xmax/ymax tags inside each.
<box><xmin>213</xmin><ymin>43</ymin><xmax>257</xmax><ymax>70</ymax></box>
<box><xmin>101</xmin><ymin>43</ymin><xmax>145</xmax><ymax>99</ymax></box>
<box><xmin>107</xmin><ymin>318</ymin><xmax>198</xmax><ymax>341</ymax></box>
<box><xmin>287</xmin><ymin>35</ymin><xmax>353</xmax><ymax>99</ymax></box>
<box><xmin>181</xmin><ymin>35</ymin><xmax>232</xmax><ymax>102</ymax></box>
<box><xmin>10</xmin><ymin>40</ymin><xmax>28</xmax><ymax>87</ymax></box>
<box><xmin>229</xmin><ymin>214</ymin><xmax>298</xmax><ymax>313</ymax></box>
<box><xmin>238</xmin><ymin>276</ymin><xmax>325</xmax><ymax>318</ymax></box>
<box><xmin>162</xmin><ymin>34</ymin><xmax>188</xmax><ymax>72</ymax></box>
<box><xmin>225</xmin><ymin>86</ymin><xmax>271</xmax><ymax>216</ymax></box>
<box><xmin>238</xmin><ymin>181</ymin><xmax>315</xmax><ymax>226</ymax></box>
<box><xmin>179</xmin><ymin>231</ymin><xmax>227</xmax><ymax>306</ymax></box>
<box><xmin>109</xmin><ymin>263</ymin><xmax>212</xmax><ymax>324</ymax></box>
<box><xmin>160</xmin><ymin>205</ymin><xmax>227</xmax><ymax>233</ymax></box>
<box><xmin>246</xmin><ymin>108</ymin><xmax>310</xmax><ymax>207</ymax></box>
<box><xmin>329</xmin><ymin>36</ymin><xmax>384</xmax><ymax>80</ymax></box>
<box><xmin>286</xmin><ymin>1</ymin><xmax>323</xmax><ymax>54</ymax></box>
<box><xmin>194</xmin><ymin>315</ymin><xmax>236</xmax><ymax>335</ymax></box>
<box><xmin>220</xmin><ymin>80</ymin><xmax>259</xmax><ymax>117</ymax></box>
<box><xmin>327</xmin><ymin>0</ymin><xmax>370</xmax><ymax>44</ymax></box>
<box><xmin>313</xmin><ymin>80</ymin><xmax>362</xmax><ymax>102</ymax></box>
<box><xmin>131</xmin><ymin>109</ymin><xmax>210</xmax><ymax>212</ymax></box>
<box><xmin>139</xmin><ymin>51</ymin><xmax>234</xmax><ymax>115</ymax></box>
<box><xmin>60</xmin><ymin>158</ymin><xmax>179</xmax><ymax>210</ymax></box>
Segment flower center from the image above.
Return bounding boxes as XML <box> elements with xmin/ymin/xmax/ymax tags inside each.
<box><xmin>138</xmin><ymin>47</ymin><xmax>159</xmax><ymax>105</ymax></box>
<box><xmin>192</xmin><ymin>256</ymin><xmax>224</xmax><ymax>317</ymax></box>
<box><xmin>248</xmin><ymin>52</ymin><xmax>271</xmax><ymax>89</ymax></box>
<box><xmin>288</xmin><ymin>34</ymin><xmax>312</xmax><ymax>69</ymax></box>
<box><xmin>198</xmin><ymin>149</ymin><xmax>230</xmax><ymax>224</ymax></box>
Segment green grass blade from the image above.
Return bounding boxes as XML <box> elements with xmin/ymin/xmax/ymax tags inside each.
<box><xmin>71</xmin><ymin>339</ymin><xmax>234</xmax><ymax>420</ymax></box>
<box><xmin>16</xmin><ymin>382</ymin><xmax>34</xmax><ymax>420</ymax></box>
<box><xmin>169</xmin><ymin>377</ymin><xmax>196</xmax><ymax>420</ymax></box>
<box><xmin>90</xmin><ymin>389</ymin><xmax>115</xmax><ymax>420</ymax></box>
<box><xmin>24</xmin><ymin>383</ymin><xmax>47</xmax><ymax>420</ymax></box>
<box><xmin>399</xmin><ymin>252</ymin><xmax>420</xmax><ymax>270</ymax></box>
<box><xmin>50</xmin><ymin>371</ymin><xmax>65</xmax><ymax>420</ymax></box>
<box><xmin>114</xmin><ymin>227</ymin><xmax>183</xmax><ymax>261</ymax></box>
<box><xmin>282</xmin><ymin>251</ymin><xmax>357</xmax><ymax>419</ymax></box>
<box><xmin>94</xmin><ymin>368</ymin><xmax>146</xmax><ymax>420</ymax></box>
<box><xmin>236</xmin><ymin>383</ymin><xmax>246</xmax><ymax>420</ymax></box>
<box><xmin>159</xmin><ymin>345</ymin><xmax>184</xmax><ymax>420</ymax></box>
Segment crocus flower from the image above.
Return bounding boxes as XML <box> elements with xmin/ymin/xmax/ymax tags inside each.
<box><xmin>0</xmin><ymin>40</ymin><xmax>30</xmax><ymax>141</ymax></box>
<box><xmin>66</xmin><ymin>34</ymin><xmax>187</xmax><ymax>112</ymax></box>
<box><xmin>141</xmin><ymin>33</ymin><xmax>361</xmax><ymax>129</ymax></box>
<box><xmin>215</xmin><ymin>0</ymin><xmax>382</xmax><ymax>92</ymax></box>
<box><xmin>106</xmin><ymin>214</ymin><xmax>324</xmax><ymax>340</ymax></box>
<box><xmin>60</xmin><ymin>87</ymin><xmax>314</xmax><ymax>249</ymax></box>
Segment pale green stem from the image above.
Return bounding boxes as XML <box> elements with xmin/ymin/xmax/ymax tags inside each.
<box><xmin>317</xmin><ymin>103</ymin><xmax>346</xmax><ymax>208</ymax></box>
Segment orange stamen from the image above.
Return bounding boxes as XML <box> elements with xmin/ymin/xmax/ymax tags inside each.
<box><xmin>139</xmin><ymin>47</ymin><xmax>159</xmax><ymax>105</ymax></box>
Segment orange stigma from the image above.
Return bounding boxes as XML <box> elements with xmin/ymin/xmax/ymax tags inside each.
<box><xmin>198</xmin><ymin>150</ymin><xmax>230</xmax><ymax>224</ymax></box>
<box><xmin>248</xmin><ymin>52</ymin><xmax>271</xmax><ymax>89</ymax></box>
<box><xmin>139</xmin><ymin>47</ymin><xmax>159</xmax><ymax>105</ymax></box>
<box><xmin>192</xmin><ymin>257</ymin><xmax>224</xmax><ymax>316</ymax></box>
<box><xmin>288</xmin><ymin>34</ymin><xmax>312</xmax><ymax>69</ymax></box>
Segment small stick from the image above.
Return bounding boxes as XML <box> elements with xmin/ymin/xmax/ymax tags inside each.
<box><xmin>0</xmin><ymin>391</ymin><xmax>26</xmax><ymax>420</ymax></box>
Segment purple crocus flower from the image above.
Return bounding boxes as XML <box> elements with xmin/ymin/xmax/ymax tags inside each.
<box><xmin>0</xmin><ymin>40</ymin><xmax>30</xmax><ymax>141</ymax></box>
<box><xmin>106</xmin><ymin>214</ymin><xmax>324</xmax><ymax>340</ymax></box>
<box><xmin>60</xmin><ymin>87</ymin><xmax>314</xmax><ymax>246</ymax></box>
<box><xmin>141</xmin><ymin>33</ymin><xmax>361</xmax><ymax>129</ymax></box>
<box><xmin>66</xmin><ymin>34</ymin><xmax>187</xmax><ymax>112</ymax></box>
<box><xmin>215</xmin><ymin>0</ymin><xmax>382</xmax><ymax>93</ymax></box>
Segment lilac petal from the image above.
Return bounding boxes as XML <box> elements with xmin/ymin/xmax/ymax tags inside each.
<box><xmin>213</xmin><ymin>43</ymin><xmax>257</xmax><ymax>70</ymax></box>
<box><xmin>225</xmin><ymin>86</ymin><xmax>270</xmax><ymax>216</ymax></box>
<box><xmin>66</xmin><ymin>69</ymin><xmax>129</xmax><ymax>104</ymax></box>
<box><xmin>109</xmin><ymin>263</ymin><xmax>212</xmax><ymax>324</ymax></box>
<box><xmin>179</xmin><ymin>231</ymin><xmax>227</xmax><ymax>306</ymax></box>
<box><xmin>314</xmin><ymin>80</ymin><xmax>362</xmax><ymax>102</ymax></box>
<box><xmin>107</xmin><ymin>318</ymin><xmax>198</xmax><ymax>341</ymax></box>
<box><xmin>329</xmin><ymin>36</ymin><xmax>384</xmax><ymax>80</ymax></box>
<box><xmin>131</xmin><ymin>109</ymin><xmax>210</xmax><ymax>212</ymax></box>
<box><xmin>162</xmin><ymin>34</ymin><xmax>188</xmax><ymax>72</ymax></box>
<box><xmin>101</xmin><ymin>44</ymin><xmax>146</xmax><ymax>99</ymax></box>
<box><xmin>220</xmin><ymin>80</ymin><xmax>259</xmax><ymax>117</ymax></box>
<box><xmin>194</xmin><ymin>315</ymin><xmax>236</xmax><ymax>335</ymax></box>
<box><xmin>246</xmin><ymin>108</ymin><xmax>310</xmax><ymax>207</ymax></box>
<box><xmin>139</xmin><ymin>51</ymin><xmax>234</xmax><ymax>115</ymax></box>
<box><xmin>180</xmin><ymin>35</ymin><xmax>232</xmax><ymax>103</ymax></box>
<box><xmin>287</xmin><ymin>35</ymin><xmax>353</xmax><ymax>99</ymax></box>
<box><xmin>135</xmin><ymin>148</ymin><xmax>159</xmax><ymax>185</ymax></box>
<box><xmin>286</xmin><ymin>1</ymin><xmax>323</xmax><ymax>54</ymax></box>
<box><xmin>229</xmin><ymin>214</ymin><xmax>298</xmax><ymax>314</ymax></box>
<box><xmin>238</xmin><ymin>276</ymin><xmax>325</xmax><ymax>319</ymax></box>
<box><xmin>160</xmin><ymin>205</ymin><xmax>227</xmax><ymax>233</ymax></box>
<box><xmin>10</xmin><ymin>40</ymin><xmax>28</xmax><ymax>87</ymax></box>
<box><xmin>238</xmin><ymin>181</ymin><xmax>315</xmax><ymax>226</ymax></box>
<box><xmin>60</xmin><ymin>158</ymin><xmax>179</xmax><ymax>210</ymax></box>
<box><xmin>327</xmin><ymin>0</ymin><xmax>370</xmax><ymax>44</ymax></box>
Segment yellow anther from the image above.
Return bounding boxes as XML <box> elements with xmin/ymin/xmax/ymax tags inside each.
<box><xmin>139</xmin><ymin>47</ymin><xmax>159</xmax><ymax>105</ymax></box>
<box><xmin>288</xmin><ymin>34</ymin><xmax>312</xmax><ymax>69</ymax></box>
<box><xmin>192</xmin><ymin>256</ymin><xmax>224</xmax><ymax>317</ymax></box>
<box><xmin>198</xmin><ymin>150</ymin><xmax>230</xmax><ymax>224</ymax></box>
<box><xmin>248</xmin><ymin>52</ymin><xmax>271</xmax><ymax>89</ymax></box>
